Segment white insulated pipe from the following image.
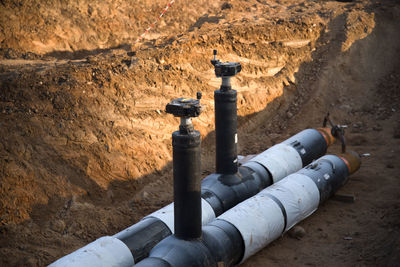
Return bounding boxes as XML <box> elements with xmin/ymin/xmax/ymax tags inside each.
<box><xmin>147</xmin><ymin>142</ymin><xmax>302</xmax><ymax>233</ymax></box>
<box><xmin>48</xmin><ymin>236</ymin><xmax>135</xmax><ymax>267</ymax></box>
<box><xmin>219</xmin><ymin>173</ymin><xmax>320</xmax><ymax>262</ymax></box>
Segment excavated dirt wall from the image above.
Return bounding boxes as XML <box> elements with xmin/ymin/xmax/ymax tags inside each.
<box><xmin>0</xmin><ymin>0</ymin><xmax>399</xmax><ymax>266</ymax></box>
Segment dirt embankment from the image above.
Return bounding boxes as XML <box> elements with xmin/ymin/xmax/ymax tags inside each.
<box><xmin>0</xmin><ymin>0</ymin><xmax>330</xmax><ymax>226</ymax></box>
<box><xmin>0</xmin><ymin>0</ymin><xmax>221</xmax><ymax>56</ymax></box>
<box><xmin>0</xmin><ymin>0</ymin><xmax>400</xmax><ymax>266</ymax></box>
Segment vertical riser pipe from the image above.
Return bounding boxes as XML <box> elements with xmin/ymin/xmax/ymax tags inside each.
<box><xmin>215</xmin><ymin>89</ymin><xmax>238</xmax><ymax>175</ymax></box>
<box><xmin>172</xmin><ymin>130</ymin><xmax>202</xmax><ymax>239</ymax></box>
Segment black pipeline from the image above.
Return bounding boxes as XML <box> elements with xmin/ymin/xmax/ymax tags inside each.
<box><xmin>211</xmin><ymin>49</ymin><xmax>242</xmax><ymax>175</ymax></box>
<box><xmin>167</xmin><ymin>94</ymin><xmax>203</xmax><ymax>239</ymax></box>
<box><xmin>138</xmin><ymin>52</ymin><xmax>335</xmax><ymax>263</ymax></box>
<box><xmin>113</xmin><ymin>127</ymin><xmax>334</xmax><ymax>266</ymax></box>
<box><xmin>50</xmin><ymin>130</ymin><xmax>334</xmax><ymax>267</ymax></box>
<box><xmin>50</xmin><ymin>52</ymin><xmax>336</xmax><ymax>266</ymax></box>
<box><xmin>199</xmin><ymin>50</ymin><xmax>335</xmax><ymax>216</ymax></box>
<box><xmin>136</xmin><ymin>151</ymin><xmax>362</xmax><ymax>267</ymax></box>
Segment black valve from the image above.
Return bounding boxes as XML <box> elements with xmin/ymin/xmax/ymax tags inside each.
<box><xmin>211</xmin><ymin>49</ymin><xmax>219</xmax><ymax>66</ymax></box>
<box><xmin>211</xmin><ymin>50</ymin><xmax>241</xmax><ymax>78</ymax></box>
<box><xmin>166</xmin><ymin>93</ymin><xmax>203</xmax><ymax>239</ymax></box>
<box><xmin>214</xmin><ymin>62</ymin><xmax>242</xmax><ymax>78</ymax></box>
<box><xmin>211</xmin><ymin>49</ymin><xmax>240</xmax><ymax>174</ymax></box>
<box><xmin>323</xmin><ymin>112</ymin><xmax>347</xmax><ymax>153</ymax></box>
<box><xmin>166</xmin><ymin>93</ymin><xmax>202</xmax><ymax>118</ymax></box>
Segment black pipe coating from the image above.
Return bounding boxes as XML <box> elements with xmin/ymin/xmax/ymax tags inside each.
<box><xmin>172</xmin><ymin>129</ymin><xmax>202</xmax><ymax>239</ymax></box>
<box><xmin>215</xmin><ymin>89</ymin><xmax>238</xmax><ymax>175</ymax></box>
<box><xmin>114</xmin><ymin>217</ymin><xmax>172</xmax><ymax>263</ymax></box>
<box><xmin>202</xmin><ymin>219</ymin><xmax>244</xmax><ymax>266</ymax></box>
<box><xmin>136</xmin><ymin>219</ymin><xmax>244</xmax><ymax>267</ymax></box>
<box><xmin>137</xmin><ymin>235</ymin><xmax>214</xmax><ymax>267</ymax></box>
<box><xmin>283</xmin><ymin>128</ymin><xmax>328</xmax><ymax>166</ymax></box>
<box><xmin>299</xmin><ymin>154</ymin><xmax>349</xmax><ymax>203</ymax></box>
<box><xmin>201</xmin><ymin>165</ymin><xmax>271</xmax><ymax>216</ymax></box>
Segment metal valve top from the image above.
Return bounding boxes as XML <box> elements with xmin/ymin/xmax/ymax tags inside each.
<box><xmin>211</xmin><ymin>50</ymin><xmax>241</xmax><ymax>78</ymax></box>
<box><xmin>165</xmin><ymin>92</ymin><xmax>202</xmax><ymax>118</ymax></box>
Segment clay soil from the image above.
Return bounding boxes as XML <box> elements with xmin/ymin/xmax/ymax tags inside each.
<box><xmin>0</xmin><ymin>0</ymin><xmax>399</xmax><ymax>266</ymax></box>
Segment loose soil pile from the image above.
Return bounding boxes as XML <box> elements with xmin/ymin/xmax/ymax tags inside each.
<box><xmin>0</xmin><ymin>0</ymin><xmax>399</xmax><ymax>266</ymax></box>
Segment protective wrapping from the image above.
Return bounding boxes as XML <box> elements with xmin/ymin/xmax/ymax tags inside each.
<box><xmin>219</xmin><ymin>172</ymin><xmax>320</xmax><ymax>262</ymax></box>
<box><xmin>49</xmin><ymin>236</ymin><xmax>134</xmax><ymax>267</ymax></box>
<box><xmin>248</xmin><ymin>143</ymin><xmax>302</xmax><ymax>183</ymax></box>
<box><xmin>260</xmin><ymin>173</ymin><xmax>320</xmax><ymax>231</ymax></box>
<box><xmin>218</xmin><ymin>194</ymin><xmax>285</xmax><ymax>262</ymax></box>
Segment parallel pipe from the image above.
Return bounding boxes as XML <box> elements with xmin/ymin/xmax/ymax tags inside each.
<box><xmin>212</xmin><ymin>49</ymin><xmax>241</xmax><ymax>175</ymax></box>
<box><xmin>215</xmin><ymin>87</ymin><xmax>238</xmax><ymax>175</ymax></box>
<box><xmin>49</xmin><ymin>128</ymin><xmax>334</xmax><ymax>266</ymax></box>
<box><xmin>50</xmin><ymin>51</ymin><xmax>336</xmax><ymax>266</ymax></box>
<box><xmin>136</xmin><ymin>152</ymin><xmax>361</xmax><ymax>267</ymax></box>
<box><xmin>172</xmin><ymin>120</ymin><xmax>202</xmax><ymax>239</ymax></box>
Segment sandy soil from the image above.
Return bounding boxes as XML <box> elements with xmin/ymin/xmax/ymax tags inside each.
<box><xmin>0</xmin><ymin>0</ymin><xmax>399</xmax><ymax>266</ymax></box>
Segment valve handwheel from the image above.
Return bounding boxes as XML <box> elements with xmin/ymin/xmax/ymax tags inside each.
<box><xmin>165</xmin><ymin>93</ymin><xmax>202</xmax><ymax>118</ymax></box>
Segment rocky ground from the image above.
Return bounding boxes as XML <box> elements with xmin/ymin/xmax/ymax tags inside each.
<box><xmin>0</xmin><ymin>0</ymin><xmax>399</xmax><ymax>266</ymax></box>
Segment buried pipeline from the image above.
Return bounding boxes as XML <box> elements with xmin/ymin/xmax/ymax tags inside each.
<box><xmin>50</xmin><ymin>52</ymin><xmax>342</xmax><ymax>266</ymax></box>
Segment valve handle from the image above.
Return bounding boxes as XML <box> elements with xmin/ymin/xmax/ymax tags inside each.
<box><xmin>166</xmin><ymin>92</ymin><xmax>203</xmax><ymax>118</ymax></box>
<box><xmin>210</xmin><ymin>49</ymin><xmax>241</xmax><ymax>78</ymax></box>
<box><xmin>323</xmin><ymin>112</ymin><xmax>347</xmax><ymax>153</ymax></box>
<box><xmin>211</xmin><ymin>49</ymin><xmax>219</xmax><ymax>66</ymax></box>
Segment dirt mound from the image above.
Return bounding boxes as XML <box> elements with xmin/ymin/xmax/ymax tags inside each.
<box><xmin>0</xmin><ymin>0</ymin><xmax>220</xmax><ymax>56</ymax></box>
<box><xmin>0</xmin><ymin>0</ymin><xmax>291</xmax><ymax>57</ymax></box>
<box><xmin>1</xmin><ymin>0</ymin><xmax>400</xmax><ymax>266</ymax></box>
<box><xmin>0</xmin><ymin>0</ymin><xmax>329</xmax><ymax>226</ymax></box>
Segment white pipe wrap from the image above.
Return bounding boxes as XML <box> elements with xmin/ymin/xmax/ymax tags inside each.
<box><xmin>248</xmin><ymin>143</ymin><xmax>302</xmax><ymax>183</ymax></box>
<box><xmin>259</xmin><ymin>173</ymin><xmax>320</xmax><ymax>231</ymax></box>
<box><xmin>218</xmin><ymin>173</ymin><xmax>320</xmax><ymax>262</ymax></box>
<box><xmin>145</xmin><ymin>198</ymin><xmax>216</xmax><ymax>233</ymax></box>
<box><xmin>48</xmin><ymin>236</ymin><xmax>134</xmax><ymax>267</ymax></box>
<box><xmin>218</xmin><ymin>195</ymin><xmax>285</xmax><ymax>262</ymax></box>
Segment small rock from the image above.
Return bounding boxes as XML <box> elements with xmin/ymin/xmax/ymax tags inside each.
<box><xmin>141</xmin><ymin>191</ymin><xmax>149</xmax><ymax>199</ymax></box>
<box><xmin>386</xmin><ymin>163</ymin><xmax>394</xmax><ymax>169</ymax></box>
<box><xmin>287</xmin><ymin>111</ymin><xmax>293</xmax><ymax>119</ymax></box>
<box><xmin>107</xmin><ymin>189</ymin><xmax>114</xmax><ymax>200</ymax></box>
<box><xmin>288</xmin><ymin>226</ymin><xmax>306</xmax><ymax>239</ymax></box>
<box><xmin>221</xmin><ymin>2</ymin><xmax>233</xmax><ymax>10</ymax></box>
<box><xmin>200</xmin><ymin>35</ymin><xmax>208</xmax><ymax>42</ymax></box>
<box><xmin>343</xmin><ymin>236</ymin><xmax>353</xmax><ymax>240</ymax></box>
<box><xmin>50</xmin><ymin>219</ymin><xmax>66</xmax><ymax>233</ymax></box>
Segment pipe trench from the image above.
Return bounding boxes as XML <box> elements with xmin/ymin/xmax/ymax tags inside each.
<box><xmin>50</xmin><ymin>54</ymin><xmax>337</xmax><ymax>266</ymax></box>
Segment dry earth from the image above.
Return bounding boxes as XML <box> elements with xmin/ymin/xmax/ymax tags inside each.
<box><xmin>0</xmin><ymin>0</ymin><xmax>399</xmax><ymax>266</ymax></box>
